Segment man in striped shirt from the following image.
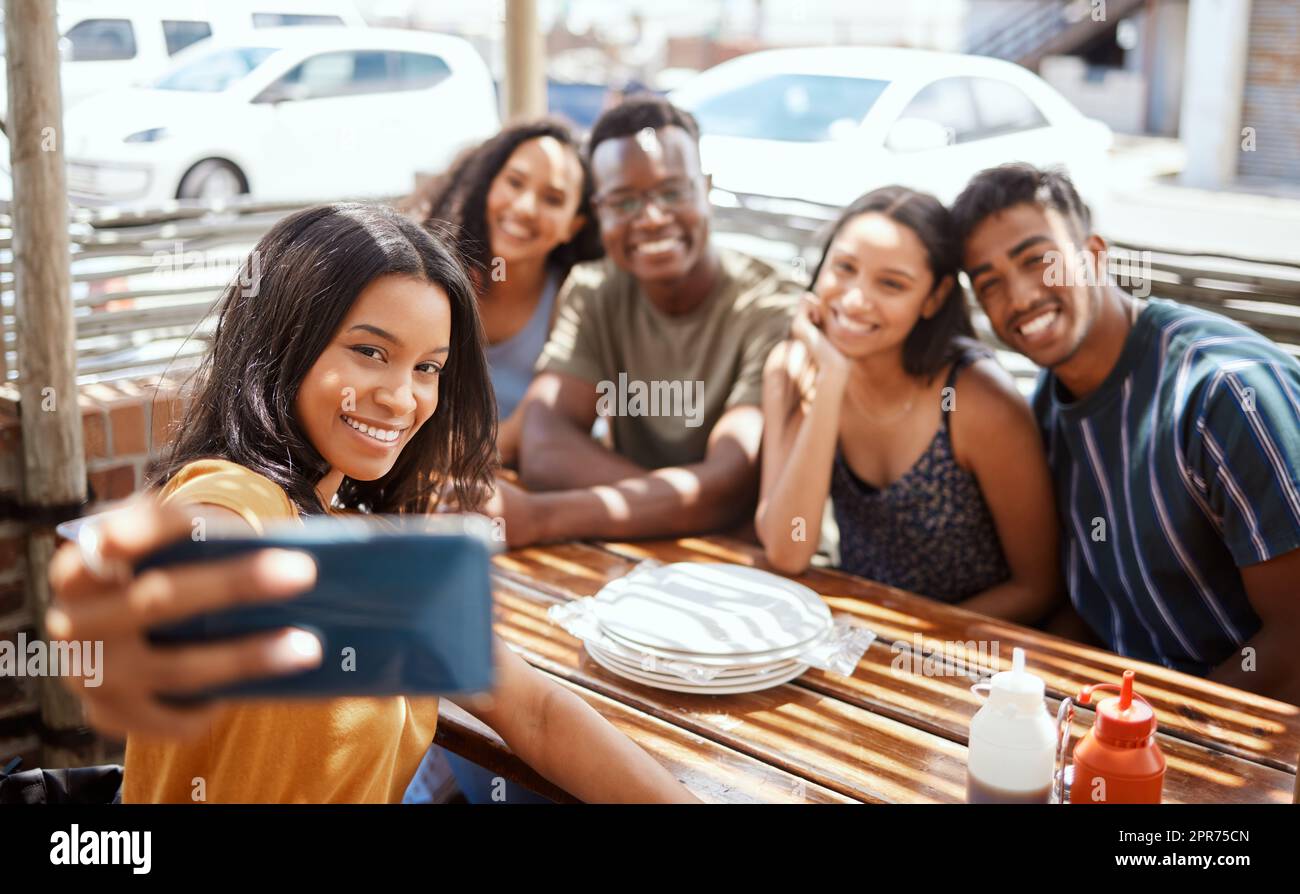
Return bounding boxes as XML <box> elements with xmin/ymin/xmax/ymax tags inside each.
<box><xmin>953</xmin><ymin>164</ymin><xmax>1300</xmax><ymax>705</ymax></box>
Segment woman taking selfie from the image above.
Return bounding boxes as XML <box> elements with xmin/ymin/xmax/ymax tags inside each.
<box><xmin>755</xmin><ymin>187</ymin><xmax>1060</xmax><ymax>622</ymax></box>
<box><xmin>46</xmin><ymin>202</ymin><xmax>695</xmax><ymax>804</ymax></box>
<box><xmin>408</xmin><ymin>118</ymin><xmax>602</xmax><ymax>465</ymax></box>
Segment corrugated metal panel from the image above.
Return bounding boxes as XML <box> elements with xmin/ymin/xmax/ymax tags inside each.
<box><xmin>1239</xmin><ymin>0</ymin><xmax>1300</xmax><ymax>181</ymax></box>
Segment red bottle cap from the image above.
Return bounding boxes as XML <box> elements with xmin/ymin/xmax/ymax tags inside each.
<box><xmin>1079</xmin><ymin>670</ymin><xmax>1157</xmax><ymax>745</ymax></box>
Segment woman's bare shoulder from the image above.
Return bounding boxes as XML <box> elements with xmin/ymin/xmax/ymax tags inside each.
<box><xmin>948</xmin><ymin>357</ymin><xmax>1040</xmax><ymax>465</ymax></box>
<box><xmin>952</xmin><ymin>356</ymin><xmax>1030</xmax><ymax>416</ymax></box>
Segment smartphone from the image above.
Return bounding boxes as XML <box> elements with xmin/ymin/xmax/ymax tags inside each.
<box><xmin>132</xmin><ymin>514</ymin><xmax>498</xmax><ymax>703</ymax></box>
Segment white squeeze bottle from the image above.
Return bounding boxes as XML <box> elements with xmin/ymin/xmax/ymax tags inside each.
<box><xmin>966</xmin><ymin>647</ymin><xmax>1058</xmax><ymax>803</ymax></box>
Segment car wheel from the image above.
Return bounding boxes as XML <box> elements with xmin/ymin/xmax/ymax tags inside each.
<box><xmin>177</xmin><ymin>160</ymin><xmax>246</xmax><ymax>202</ymax></box>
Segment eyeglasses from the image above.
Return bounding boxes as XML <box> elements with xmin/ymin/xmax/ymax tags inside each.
<box><xmin>594</xmin><ymin>180</ymin><xmax>697</xmax><ymax>222</ymax></box>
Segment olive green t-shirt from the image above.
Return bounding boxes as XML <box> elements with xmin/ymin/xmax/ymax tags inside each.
<box><xmin>536</xmin><ymin>248</ymin><xmax>799</xmax><ymax>469</ymax></box>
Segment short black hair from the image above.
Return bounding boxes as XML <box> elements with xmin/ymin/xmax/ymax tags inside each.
<box><xmin>587</xmin><ymin>95</ymin><xmax>701</xmax><ymax>161</ymax></box>
<box><xmin>950</xmin><ymin>163</ymin><xmax>1092</xmax><ymax>249</ymax></box>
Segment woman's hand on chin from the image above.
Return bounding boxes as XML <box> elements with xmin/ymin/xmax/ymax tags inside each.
<box><xmin>793</xmin><ymin>291</ymin><xmax>851</xmax><ymax>382</ymax></box>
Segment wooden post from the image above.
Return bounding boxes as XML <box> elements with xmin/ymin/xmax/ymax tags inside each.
<box><xmin>5</xmin><ymin>0</ymin><xmax>89</xmax><ymax>768</ymax></box>
<box><xmin>503</xmin><ymin>0</ymin><xmax>547</xmax><ymax>121</ymax></box>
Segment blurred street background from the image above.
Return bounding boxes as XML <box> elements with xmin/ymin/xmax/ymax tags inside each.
<box><xmin>1</xmin><ymin>1</ymin><xmax>1294</xmax><ymax>253</ymax></box>
<box><xmin>1</xmin><ymin>0</ymin><xmax>1297</xmax><ymax>390</ymax></box>
<box><xmin>389</xmin><ymin>0</ymin><xmax>1300</xmax><ymax>261</ymax></box>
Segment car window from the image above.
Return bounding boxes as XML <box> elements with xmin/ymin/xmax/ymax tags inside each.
<box><xmin>394</xmin><ymin>52</ymin><xmax>452</xmax><ymax>90</ymax></box>
<box><xmin>689</xmin><ymin>74</ymin><xmax>889</xmax><ymax>142</ymax></box>
<box><xmin>898</xmin><ymin>77</ymin><xmax>981</xmax><ymax>144</ymax></box>
<box><xmin>277</xmin><ymin>51</ymin><xmax>395</xmax><ymax>100</ymax></box>
<box><xmin>969</xmin><ymin>77</ymin><xmax>1049</xmax><ymax>138</ymax></box>
<box><xmin>251</xmin><ymin>13</ymin><xmax>345</xmax><ymax>27</ymax></box>
<box><xmin>154</xmin><ymin>46</ymin><xmax>278</xmax><ymax>92</ymax></box>
<box><xmin>63</xmin><ymin>18</ymin><xmax>137</xmax><ymax>62</ymax></box>
<box><xmin>162</xmin><ymin>20</ymin><xmax>213</xmax><ymax>56</ymax></box>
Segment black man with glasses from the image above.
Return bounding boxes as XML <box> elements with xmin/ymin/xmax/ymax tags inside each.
<box><xmin>483</xmin><ymin>97</ymin><xmax>799</xmax><ymax>548</ymax></box>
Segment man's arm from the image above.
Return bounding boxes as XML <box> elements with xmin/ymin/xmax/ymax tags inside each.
<box><xmin>496</xmin><ymin>405</ymin><xmax>524</xmax><ymax>469</ymax></box>
<box><xmin>1209</xmin><ymin>547</ymin><xmax>1300</xmax><ymax>706</ymax></box>
<box><xmin>516</xmin><ymin>371</ymin><xmax>645</xmax><ymax>490</ymax></box>
<box><xmin>1191</xmin><ymin>364</ymin><xmax>1300</xmax><ymax>705</ymax></box>
<box><xmin>497</xmin><ymin>401</ymin><xmax>763</xmax><ymax>546</ymax></box>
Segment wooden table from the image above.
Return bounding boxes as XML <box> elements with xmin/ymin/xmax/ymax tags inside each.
<box><xmin>434</xmin><ymin>535</ymin><xmax>1300</xmax><ymax>804</ymax></box>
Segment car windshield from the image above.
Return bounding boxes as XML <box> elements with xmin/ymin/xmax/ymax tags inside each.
<box><xmin>153</xmin><ymin>46</ymin><xmax>278</xmax><ymax>92</ymax></box>
<box><xmin>688</xmin><ymin>73</ymin><xmax>890</xmax><ymax>142</ymax></box>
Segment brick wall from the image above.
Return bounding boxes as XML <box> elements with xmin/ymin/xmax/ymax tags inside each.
<box><xmin>0</xmin><ymin>370</ymin><xmax>192</xmax><ymax>772</ymax></box>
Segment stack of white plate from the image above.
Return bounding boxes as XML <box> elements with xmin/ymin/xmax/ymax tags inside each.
<box><xmin>580</xmin><ymin>562</ymin><xmax>834</xmax><ymax>694</ymax></box>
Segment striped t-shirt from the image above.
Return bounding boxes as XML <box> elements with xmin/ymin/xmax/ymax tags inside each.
<box><xmin>1032</xmin><ymin>298</ymin><xmax>1300</xmax><ymax>676</ymax></box>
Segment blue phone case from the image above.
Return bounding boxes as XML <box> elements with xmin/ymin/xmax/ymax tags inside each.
<box><xmin>135</xmin><ymin>516</ymin><xmax>496</xmax><ymax>702</ymax></box>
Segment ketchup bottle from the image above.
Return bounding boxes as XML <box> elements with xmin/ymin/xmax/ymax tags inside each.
<box><xmin>1069</xmin><ymin>670</ymin><xmax>1165</xmax><ymax>804</ymax></box>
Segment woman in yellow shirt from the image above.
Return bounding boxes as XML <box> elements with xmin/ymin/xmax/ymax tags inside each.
<box><xmin>47</xmin><ymin>202</ymin><xmax>695</xmax><ymax>803</ymax></box>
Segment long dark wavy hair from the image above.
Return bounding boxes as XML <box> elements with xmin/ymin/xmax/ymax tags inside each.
<box><xmin>403</xmin><ymin>117</ymin><xmax>604</xmax><ymax>291</ymax></box>
<box><xmin>810</xmin><ymin>185</ymin><xmax>985</xmax><ymax>381</ymax></box>
<box><xmin>148</xmin><ymin>202</ymin><xmax>498</xmax><ymax>516</ymax></box>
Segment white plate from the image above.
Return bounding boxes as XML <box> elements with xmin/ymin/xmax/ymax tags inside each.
<box><xmin>592</xmin><ymin>562</ymin><xmax>832</xmax><ymax>656</ymax></box>
<box><xmin>585</xmin><ymin>643</ymin><xmax>808</xmax><ymax>694</ymax></box>
<box><xmin>585</xmin><ymin>640</ymin><xmax>801</xmax><ymax>684</ymax></box>
<box><xmin>587</xmin><ymin>645</ymin><xmax>797</xmax><ymax>686</ymax></box>
<box><xmin>588</xmin><ymin>632</ymin><xmax>803</xmax><ymax>677</ymax></box>
<box><xmin>598</xmin><ymin>621</ymin><xmax>828</xmax><ymax>667</ymax></box>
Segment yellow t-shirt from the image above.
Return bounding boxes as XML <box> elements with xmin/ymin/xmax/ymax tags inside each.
<box><xmin>123</xmin><ymin>458</ymin><xmax>440</xmax><ymax>803</ymax></box>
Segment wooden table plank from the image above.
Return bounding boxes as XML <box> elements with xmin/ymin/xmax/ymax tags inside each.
<box><xmin>492</xmin><ymin>577</ymin><xmax>970</xmax><ymax>804</ymax></box>
<box><xmin>495</xmin><ymin>547</ymin><xmax>1294</xmax><ymax>804</ymax></box>
<box><xmin>494</xmin><ymin>541</ymin><xmax>636</xmax><ymax>598</ymax></box>
<box><xmin>435</xmin><ymin>673</ymin><xmax>853</xmax><ymax>804</ymax></box>
<box><xmin>588</xmin><ymin>537</ymin><xmax>1300</xmax><ymax>774</ymax></box>
<box><xmin>794</xmin><ymin>648</ymin><xmax>1295</xmax><ymax>804</ymax></box>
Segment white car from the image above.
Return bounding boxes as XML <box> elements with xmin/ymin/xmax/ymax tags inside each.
<box><xmin>670</xmin><ymin>47</ymin><xmax>1113</xmax><ymax>210</ymax></box>
<box><xmin>0</xmin><ymin>0</ymin><xmax>366</xmax><ymax>117</ymax></box>
<box><xmin>62</xmin><ymin>27</ymin><xmax>500</xmax><ymax>205</ymax></box>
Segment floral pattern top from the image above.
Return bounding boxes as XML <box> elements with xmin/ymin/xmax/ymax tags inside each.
<box><xmin>830</xmin><ymin>355</ymin><xmax>1011</xmax><ymax>602</ymax></box>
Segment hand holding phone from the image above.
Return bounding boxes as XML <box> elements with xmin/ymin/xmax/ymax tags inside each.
<box><xmin>138</xmin><ymin>515</ymin><xmax>497</xmax><ymax>702</ymax></box>
<box><xmin>47</xmin><ymin>497</ymin><xmax>323</xmax><ymax>739</ymax></box>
